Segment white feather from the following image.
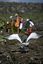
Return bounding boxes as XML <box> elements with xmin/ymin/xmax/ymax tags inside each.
<box><xmin>5</xmin><ymin>32</ymin><xmax>42</xmax><ymax>46</ymax></box>
<box><xmin>26</xmin><ymin>32</ymin><xmax>41</xmax><ymax>42</ymax></box>
<box><xmin>7</xmin><ymin>34</ymin><xmax>22</xmax><ymax>43</ymax></box>
<box><xmin>22</xmin><ymin>42</ymin><xmax>29</xmax><ymax>46</ymax></box>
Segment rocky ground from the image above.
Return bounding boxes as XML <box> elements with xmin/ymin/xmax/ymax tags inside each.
<box><xmin>0</xmin><ymin>33</ymin><xmax>43</xmax><ymax>64</ymax></box>
<box><xmin>0</xmin><ymin>22</ymin><xmax>43</xmax><ymax>64</ymax></box>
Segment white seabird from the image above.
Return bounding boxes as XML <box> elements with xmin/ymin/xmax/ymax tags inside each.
<box><xmin>5</xmin><ymin>32</ymin><xmax>42</xmax><ymax>46</ymax></box>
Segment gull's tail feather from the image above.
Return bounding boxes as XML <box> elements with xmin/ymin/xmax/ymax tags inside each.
<box><xmin>21</xmin><ymin>42</ymin><xmax>29</xmax><ymax>46</ymax></box>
